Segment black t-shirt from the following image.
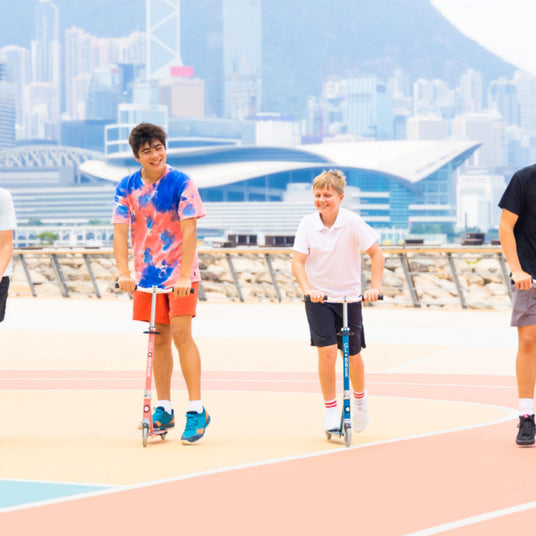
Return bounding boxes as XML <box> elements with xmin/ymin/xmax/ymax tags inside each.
<box><xmin>498</xmin><ymin>163</ymin><xmax>536</xmax><ymax>279</ymax></box>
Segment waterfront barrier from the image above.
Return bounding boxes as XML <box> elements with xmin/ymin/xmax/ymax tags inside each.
<box><xmin>9</xmin><ymin>246</ymin><xmax>512</xmax><ymax>309</ymax></box>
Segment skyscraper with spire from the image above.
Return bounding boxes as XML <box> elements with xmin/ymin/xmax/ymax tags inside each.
<box><xmin>27</xmin><ymin>0</ymin><xmax>61</xmax><ymax>140</ymax></box>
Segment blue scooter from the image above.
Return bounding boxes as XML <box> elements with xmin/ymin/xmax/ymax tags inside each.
<box><xmin>306</xmin><ymin>293</ymin><xmax>383</xmax><ymax>448</ymax></box>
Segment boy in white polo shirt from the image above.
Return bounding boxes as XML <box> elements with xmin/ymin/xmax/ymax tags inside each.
<box><xmin>291</xmin><ymin>169</ymin><xmax>384</xmax><ymax>434</ymax></box>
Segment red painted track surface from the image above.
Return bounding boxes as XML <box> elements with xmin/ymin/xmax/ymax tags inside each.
<box><xmin>0</xmin><ymin>299</ymin><xmax>532</xmax><ymax>535</ymax></box>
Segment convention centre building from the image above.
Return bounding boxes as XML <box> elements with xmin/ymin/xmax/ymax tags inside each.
<box><xmin>79</xmin><ymin>139</ymin><xmax>481</xmax><ymax>237</ymax></box>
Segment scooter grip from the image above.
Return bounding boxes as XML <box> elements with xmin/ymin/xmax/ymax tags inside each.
<box><xmin>114</xmin><ymin>282</ymin><xmax>195</xmax><ymax>293</ymax></box>
<box><xmin>303</xmin><ymin>295</ymin><xmax>328</xmax><ymax>302</ymax></box>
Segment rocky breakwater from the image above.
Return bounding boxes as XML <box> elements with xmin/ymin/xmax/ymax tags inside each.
<box><xmin>364</xmin><ymin>251</ymin><xmax>511</xmax><ymax>309</ymax></box>
<box><xmin>9</xmin><ymin>248</ymin><xmax>512</xmax><ymax>309</ymax></box>
<box><xmin>10</xmin><ymin>251</ymin><xmax>120</xmax><ymax>298</ymax></box>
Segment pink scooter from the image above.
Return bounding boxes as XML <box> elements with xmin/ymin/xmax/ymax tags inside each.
<box><xmin>136</xmin><ymin>285</ymin><xmax>173</xmax><ymax>447</ymax></box>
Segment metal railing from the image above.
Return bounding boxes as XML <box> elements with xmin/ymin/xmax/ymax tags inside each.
<box><xmin>9</xmin><ymin>246</ymin><xmax>513</xmax><ymax>309</ymax></box>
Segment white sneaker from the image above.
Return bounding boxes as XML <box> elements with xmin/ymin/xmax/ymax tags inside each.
<box><xmin>352</xmin><ymin>394</ymin><xmax>369</xmax><ymax>432</ymax></box>
<box><xmin>323</xmin><ymin>407</ymin><xmax>340</xmax><ymax>431</ymax></box>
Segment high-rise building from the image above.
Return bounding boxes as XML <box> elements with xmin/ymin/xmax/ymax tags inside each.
<box><xmin>413</xmin><ymin>78</ymin><xmax>453</xmax><ymax>116</ymax></box>
<box><xmin>513</xmin><ymin>70</ymin><xmax>536</xmax><ymax>133</ymax></box>
<box><xmin>181</xmin><ymin>0</ymin><xmax>261</xmax><ymax>119</ymax></box>
<box><xmin>456</xmin><ymin>169</ymin><xmax>506</xmax><ymax>231</ymax></box>
<box><xmin>23</xmin><ymin>82</ymin><xmax>60</xmax><ymax>140</ymax></box>
<box><xmin>222</xmin><ymin>0</ymin><xmax>262</xmax><ymax>120</ymax></box>
<box><xmin>86</xmin><ymin>65</ymin><xmax>123</xmax><ymax>120</ymax></box>
<box><xmin>488</xmin><ymin>78</ymin><xmax>520</xmax><ymax>126</ymax></box>
<box><xmin>29</xmin><ymin>0</ymin><xmax>61</xmax><ymax>141</ymax></box>
<box><xmin>406</xmin><ymin>114</ymin><xmax>447</xmax><ymax>141</ymax></box>
<box><xmin>346</xmin><ymin>76</ymin><xmax>393</xmax><ymax>140</ymax></box>
<box><xmin>32</xmin><ymin>0</ymin><xmax>60</xmax><ymax>86</ymax></box>
<box><xmin>503</xmin><ymin>125</ymin><xmax>531</xmax><ymax>169</ymax></box>
<box><xmin>458</xmin><ymin>69</ymin><xmax>483</xmax><ymax>113</ymax></box>
<box><xmin>0</xmin><ymin>46</ymin><xmax>30</xmax><ymax>138</ymax></box>
<box><xmin>65</xmin><ymin>27</ymin><xmax>100</xmax><ymax>119</ymax></box>
<box><xmin>305</xmin><ymin>79</ymin><xmax>347</xmax><ymax>138</ymax></box>
<box><xmin>0</xmin><ymin>62</ymin><xmax>16</xmax><ymax>149</ymax></box>
<box><xmin>159</xmin><ymin>72</ymin><xmax>205</xmax><ymax>118</ymax></box>
<box><xmin>389</xmin><ymin>69</ymin><xmax>412</xmax><ymax>117</ymax></box>
<box><xmin>146</xmin><ymin>0</ymin><xmax>182</xmax><ymax>80</ymax></box>
<box><xmin>451</xmin><ymin>111</ymin><xmax>504</xmax><ymax>170</ymax></box>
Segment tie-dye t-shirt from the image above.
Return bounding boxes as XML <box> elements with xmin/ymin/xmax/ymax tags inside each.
<box><xmin>112</xmin><ymin>165</ymin><xmax>205</xmax><ymax>288</ymax></box>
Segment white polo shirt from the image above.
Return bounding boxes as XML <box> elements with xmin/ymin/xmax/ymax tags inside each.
<box><xmin>0</xmin><ymin>188</ymin><xmax>16</xmax><ymax>277</ymax></box>
<box><xmin>293</xmin><ymin>207</ymin><xmax>379</xmax><ymax>301</ymax></box>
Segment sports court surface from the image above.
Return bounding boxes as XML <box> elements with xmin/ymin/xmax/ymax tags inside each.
<box><xmin>0</xmin><ymin>297</ymin><xmax>533</xmax><ymax>535</ymax></box>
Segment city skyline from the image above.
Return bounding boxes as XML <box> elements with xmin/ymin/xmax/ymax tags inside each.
<box><xmin>1</xmin><ymin>0</ymin><xmax>535</xmax><ymax>238</ymax></box>
<box><xmin>2</xmin><ymin>1</ymin><xmax>534</xmax><ymax>76</ymax></box>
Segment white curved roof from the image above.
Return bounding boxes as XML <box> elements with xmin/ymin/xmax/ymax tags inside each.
<box><xmin>79</xmin><ymin>140</ymin><xmax>480</xmax><ymax>187</ymax></box>
<box><xmin>300</xmin><ymin>140</ymin><xmax>480</xmax><ymax>183</ymax></box>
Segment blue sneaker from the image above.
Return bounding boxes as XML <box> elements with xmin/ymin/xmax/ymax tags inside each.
<box><xmin>152</xmin><ymin>407</ymin><xmax>175</xmax><ymax>430</ymax></box>
<box><xmin>181</xmin><ymin>408</ymin><xmax>210</xmax><ymax>444</ymax></box>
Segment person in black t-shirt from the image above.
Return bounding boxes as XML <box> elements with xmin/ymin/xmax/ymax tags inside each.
<box><xmin>499</xmin><ymin>163</ymin><xmax>536</xmax><ymax>446</ymax></box>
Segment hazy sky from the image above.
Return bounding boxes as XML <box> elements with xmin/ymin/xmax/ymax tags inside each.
<box><xmin>431</xmin><ymin>0</ymin><xmax>536</xmax><ymax>74</ymax></box>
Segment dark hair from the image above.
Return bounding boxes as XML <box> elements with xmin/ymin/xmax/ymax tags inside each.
<box><xmin>128</xmin><ymin>123</ymin><xmax>167</xmax><ymax>157</ymax></box>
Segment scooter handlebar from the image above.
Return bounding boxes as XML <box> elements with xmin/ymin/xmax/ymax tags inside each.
<box><xmin>304</xmin><ymin>294</ymin><xmax>384</xmax><ymax>302</ymax></box>
<box><xmin>115</xmin><ymin>282</ymin><xmax>194</xmax><ymax>294</ymax></box>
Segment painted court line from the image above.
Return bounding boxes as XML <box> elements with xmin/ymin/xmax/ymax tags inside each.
<box><xmin>402</xmin><ymin>500</ymin><xmax>536</xmax><ymax>535</ymax></box>
<box><xmin>0</xmin><ymin>478</ymin><xmax>110</xmax><ymax>487</ymax></box>
<box><xmin>0</xmin><ymin>399</ymin><xmax>518</xmax><ymax>515</ymax></box>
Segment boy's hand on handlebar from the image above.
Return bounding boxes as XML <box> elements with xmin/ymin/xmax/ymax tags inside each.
<box><xmin>173</xmin><ymin>278</ymin><xmax>192</xmax><ymax>297</ymax></box>
<box><xmin>117</xmin><ymin>275</ymin><xmax>136</xmax><ymax>292</ymax></box>
<box><xmin>363</xmin><ymin>288</ymin><xmax>381</xmax><ymax>302</ymax></box>
<box><xmin>305</xmin><ymin>289</ymin><xmax>325</xmax><ymax>303</ymax></box>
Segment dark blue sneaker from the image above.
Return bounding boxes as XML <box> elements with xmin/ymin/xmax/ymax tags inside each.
<box><xmin>152</xmin><ymin>407</ymin><xmax>175</xmax><ymax>430</ymax></box>
<box><xmin>181</xmin><ymin>408</ymin><xmax>210</xmax><ymax>444</ymax></box>
<box><xmin>516</xmin><ymin>414</ymin><xmax>535</xmax><ymax>446</ymax></box>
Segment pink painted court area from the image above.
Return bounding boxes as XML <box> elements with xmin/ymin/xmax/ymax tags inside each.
<box><xmin>0</xmin><ymin>297</ymin><xmax>532</xmax><ymax>535</ymax></box>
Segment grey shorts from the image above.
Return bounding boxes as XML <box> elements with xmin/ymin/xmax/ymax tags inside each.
<box><xmin>511</xmin><ymin>285</ymin><xmax>536</xmax><ymax>327</ymax></box>
<box><xmin>0</xmin><ymin>276</ymin><xmax>9</xmax><ymax>323</ymax></box>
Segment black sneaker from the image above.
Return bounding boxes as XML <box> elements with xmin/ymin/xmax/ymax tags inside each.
<box><xmin>516</xmin><ymin>414</ymin><xmax>535</xmax><ymax>446</ymax></box>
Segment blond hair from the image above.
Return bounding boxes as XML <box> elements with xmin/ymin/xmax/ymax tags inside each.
<box><xmin>312</xmin><ymin>169</ymin><xmax>346</xmax><ymax>195</ymax></box>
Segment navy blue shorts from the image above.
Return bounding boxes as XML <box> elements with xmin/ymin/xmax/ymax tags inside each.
<box><xmin>304</xmin><ymin>300</ymin><xmax>366</xmax><ymax>355</ymax></box>
<box><xmin>0</xmin><ymin>276</ymin><xmax>10</xmax><ymax>323</ymax></box>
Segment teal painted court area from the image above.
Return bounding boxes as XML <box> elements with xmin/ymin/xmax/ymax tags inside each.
<box><xmin>0</xmin><ymin>480</ymin><xmax>111</xmax><ymax>510</ymax></box>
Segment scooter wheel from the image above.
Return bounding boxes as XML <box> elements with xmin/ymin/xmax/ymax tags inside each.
<box><xmin>160</xmin><ymin>432</ymin><xmax>167</xmax><ymax>440</ymax></box>
<box><xmin>326</xmin><ymin>431</ymin><xmax>332</xmax><ymax>440</ymax></box>
<box><xmin>344</xmin><ymin>424</ymin><xmax>352</xmax><ymax>448</ymax></box>
<box><xmin>142</xmin><ymin>424</ymin><xmax>149</xmax><ymax>448</ymax></box>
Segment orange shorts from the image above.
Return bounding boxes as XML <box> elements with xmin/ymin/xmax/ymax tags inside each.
<box><xmin>132</xmin><ymin>283</ymin><xmax>199</xmax><ymax>325</ymax></box>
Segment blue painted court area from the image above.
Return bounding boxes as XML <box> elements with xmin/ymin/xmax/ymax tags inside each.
<box><xmin>0</xmin><ymin>480</ymin><xmax>111</xmax><ymax>509</ymax></box>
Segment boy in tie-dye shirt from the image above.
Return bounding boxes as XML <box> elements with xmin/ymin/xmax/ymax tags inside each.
<box><xmin>112</xmin><ymin>123</ymin><xmax>210</xmax><ymax>444</ymax></box>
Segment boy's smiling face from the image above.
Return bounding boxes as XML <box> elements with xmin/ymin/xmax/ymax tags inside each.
<box><xmin>135</xmin><ymin>139</ymin><xmax>167</xmax><ymax>179</ymax></box>
<box><xmin>314</xmin><ymin>186</ymin><xmax>344</xmax><ymax>223</ymax></box>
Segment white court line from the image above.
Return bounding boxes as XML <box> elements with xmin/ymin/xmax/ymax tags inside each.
<box><xmin>384</xmin><ymin>347</ymin><xmax>460</xmax><ymax>373</ymax></box>
<box><xmin>402</xmin><ymin>500</ymin><xmax>536</xmax><ymax>535</ymax></box>
<box><xmin>0</xmin><ymin>477</ymin><xmax>110</xmax><ymax>488</ymax></box>
<box><xmin>0</xmin><ymin>398</ymin><xmax>518</xmax><ymax>515</ymax></box>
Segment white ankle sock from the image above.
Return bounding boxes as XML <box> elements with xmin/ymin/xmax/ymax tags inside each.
<box><xmin>519</xmin><ymin>398</ymin><xmax>534</xmax><ymax>416</ymax></box>
<box><xmin>324</xmin><ymin>398</ymin><xmax>337</xmax><ymax>409</ymax></box>
<box><xmin>188</xmin><ymin>400</ymin><xmax>203</xmax><ymax>413</ymax></box>
<box><xmin>157</xmin><ymin>400</ymin><xmax>172</xmax><ymax>414</ymax></box>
